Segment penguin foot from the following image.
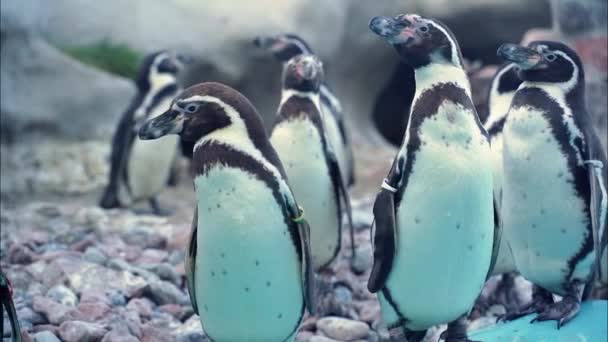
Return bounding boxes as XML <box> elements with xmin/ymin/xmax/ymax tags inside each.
<box><xmin>149</xmin><ymin>198</ymin><xmax>173</xmax><ymax>217</ymax></box>
<box><xmin>530</xmin><ymin>296</ymin><xmax>580</xmax><ymax>329</ymax></box>
<box><xmin>440</xmin><ymin>316</ymin><xmax>479</xmax><ymax>342</ymax></box>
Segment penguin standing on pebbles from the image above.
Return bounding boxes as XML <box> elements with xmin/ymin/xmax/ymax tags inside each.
<box><xmin>498</xmin><ymin>41</ymin><xmax>607</xmax><ymax>327</ymax></box>
<box><xmin>270</xmin><ymin>54</ymin><xmax>354</xmax><ymax>271</ymax></box>
<box><xmin>254</xmin><ymin>33</ymin><xmax>355</xmax><ymax>187</ymax></box>
<box><xmin>100</xmin><ymin>51</ymin><xmax>188</xmax><ymax>215</ymax></box>
<box><xmin>138</xmin><ymin>82</ymin><xmax>315</xmax><ymax>342</ymax></box>
<box><xmin>368</xmin><ymin>14</ymin><xmax>496</xmax><ymax>342</ymax></box>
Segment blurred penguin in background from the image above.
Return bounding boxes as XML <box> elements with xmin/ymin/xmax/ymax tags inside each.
<box><xmin>99</xmin><ymin>51</ymin><xmax>189</xmax><ymax>215</ymax></box>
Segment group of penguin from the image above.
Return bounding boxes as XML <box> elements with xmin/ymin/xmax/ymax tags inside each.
<box><xmin>59</xmin><ymin>11</ymin><xmax>607</xmax><ymax>342</ymax></box>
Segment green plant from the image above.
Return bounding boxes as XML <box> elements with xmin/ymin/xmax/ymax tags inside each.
<box><xmin>61</xmin><ymin>40</ymin><xmax>143</xmax><ymax>79</ymax></box>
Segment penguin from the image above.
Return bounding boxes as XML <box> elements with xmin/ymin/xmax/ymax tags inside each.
<box><xmin>99</xmin><ymin>51</ymin><xmax>187</xmax><ymax>215</ymax></box>
<box><xmin>270</xmin><ymin>54</ymin><xmax>354</xmax><ymax>271</ymax></box>
<box><xmin>253</xmin><ymin>33</ymin><xmax>355</xmax><ymax>187</ymax></box>
<box><xmin>368</xmin><ymin>14</ymin><xmax>496</xmax><ymax>342</ymax></box>
<box><xmin>1</xmin><ymin>267</ymin><xmax>21</xmax><ymax>342</ymax></box>
<box><xmin>138</xmin><ymin>82</ymin><xmax>315</xmax><ymax>342</ymax></box>
<box><xmin>497</xmin><ymin>41</ymin><xmax>607</xmax><ymax>327</ymax></box>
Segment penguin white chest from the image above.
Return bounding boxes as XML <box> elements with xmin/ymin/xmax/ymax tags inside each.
<box><xmin>382</xmin><ymin>102</ymin><xmax>494</xmax><ymax>330</ymax></box>
<box><xmin>193</xmin><ymin>165</ymin><xmax>303</xmax><ymax>341</ymax></box>
<box><xmin>502</xmin><ymin>106</ymin><xmax>592</xmax><ymax>294</ymax></box>
<box><xmin>127</xmin><ymin>96</ymin><xmax>178</xmax><ymax>201</ymax></box>
<box><xmin>271</xmin><ymin>118</ymin><xmax>340</xmax><ymax>270</ymax></box>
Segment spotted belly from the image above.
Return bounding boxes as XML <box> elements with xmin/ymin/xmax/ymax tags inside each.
<box><xmin>271</xmin><ymin>119</ymin><xmax>340</xmax><ymax>270</ymax></box>
<box><xmin>193</xmin><ymin>166</ymin><xmax>303</xmax><ymax>341</ymax></box>
<box><xmin>502</xmin><ymin>107</ymin><xmax>593</xmax><ymax>295</ymax></box>
<box><xmin>380</xmin><ymin>105</ymin><xmax>494</xmax><ymax>330</ymax></box>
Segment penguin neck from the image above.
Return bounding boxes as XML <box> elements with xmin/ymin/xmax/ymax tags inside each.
<box><xmin>135</xmin><ymin>79</ymin><xmax>179</xmax><ymax>120</ymax></box>
<box><xmin>486</xmin><ymin>90</ymin><xmax>516</xmax><ymax>131</ymax></box>
<box><xmin>413</xmin><ymin>63</ymin><xmax>471</xmax><ymax>99</ymax></box>
<box><xmin>279</xmin><ymin>88</ymin><xmax>321</xmax><ymax>112</ymax></box>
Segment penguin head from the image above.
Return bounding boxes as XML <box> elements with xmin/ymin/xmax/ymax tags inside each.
<box><xmin>282</xmin><ymin>54</ymin><xmax>324</xmax><ymax>92</ymax></box>
<box><xmin>139</xmin><ymin>83</ymin><xmax>247</xmax><ymax>143</ymax></box>
<box><xmin>369</xmin><ymin>14</ymin><xmax>463</xmax><ymax>68</ymax></box>
<box><xmin>497</xmin><ymin>41</ymin><xmax>584</xmax><ymax>93</ymax></box>
<box><xmin>135</xmin><ymin>51</ymin><xmax>192</xmax><ymax>91</ymax></box>
<box><xmin>253</xmin><ymin>33</ymin><xmax>313</xmax><ymax>61</ymax></box>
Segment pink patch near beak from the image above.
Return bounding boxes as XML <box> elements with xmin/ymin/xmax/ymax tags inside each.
<box><xmin>401</xmin><ymin>27</ymin><xmax>416</xmax><ymax>39</ymax></box>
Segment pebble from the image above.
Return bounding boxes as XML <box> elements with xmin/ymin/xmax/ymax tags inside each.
<box><xmin>351</xmin><ymin>245</ymin><xmax>372</xmax><ymax>274</ymax></box>
<box><xmin>137</xmin><ymin>249</ymin><xmax>169</xmax><ymax>265</ymax></box>
<box><xmin>146</xmin><ymin>280</ymin><xmax>189</xmax><ymax>306</ymax></box>
<box><xmin>127</xmin><ymin>298</ymin><xmax>155</xmax><ymax>319</ymax></box>
<box><xmin>18</xmin><ymin>306</ymin><xmax>47</xmax><ymax>325</ymax></box>
<box><xmin>101</xmin><ymin>329</ymin><xmax>139</xmax><ymax>342</ymax></box>
<box><xmin>32</xmin><ymin>296</ymin><xmax>71</xmax><ymax>325</ymax></box>
<box><xmin>46</xmin><ymin>285</ymin><xmax>78</xmax><ymax>307</ymax></box>
<box><xmin>83</xmin><ymin>246</ymin><xmax>108</xmax><ymax>265</ymax></box>
<box><xmin>174</xmin><ymin>315</ymin><xmax>205</xmax><ymax>342</ymax></box>
<box><xmin>296</xmin><ymin>331</ymin><xmax>314</xmax><ymax>342</ymax></box>
<box><xmin>310</xmin><ymin>336</ymin><xmax>341</xmax><ymax>342</ymax></box>
<box><xmin>144</xmin><ymin>262</ymin><xmax>180</xmax><ymax>285</ymax></box>
<box><xmin>8</xmin><ymin>243</ymin><xmax>36</xmax><ymax>264</ymax></box>
<box><xmin>59</xmin><ymin>320</ymin><xmax>107</xmax><ymax>342</ymax></box>
<box><xmin>316</xmin><ymin>316</ymin><xmax>370</xmax><ymax>341</ymax></box>
<box><xmin>32</xmin><ymin>331</ymin><xmax>61</xmax><ymax>342</ymax></box>
<box><xmin>122</xmin><ymin>228</ymin><xmax>167</xmax><ymax>249</ymax></box>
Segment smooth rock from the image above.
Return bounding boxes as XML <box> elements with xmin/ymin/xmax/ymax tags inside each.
<box><xmin>296</xmin><ymin>331</ymin><xmax>314</xmax><ymax>342</ymax></box>
<box><xmin>33</xmin><ymin>296</ymin><xmax>71</xmax><ymax>325</ymax></box>
<box><xmin>310</xmin><ymin>336</ymin><xmax>341</xmax><ymax>342</ymax></box>
<box><xmin>122</xmin><ymin>229</ymin><xmax>167</xmax><ymax>250</ymax></box>
<box><xmin>101</xmin><ymin>329</ymin><xmax>139</xmax><ymax>342</ymax></box>
<box><xmin>18</xmin><ymin>306</ymin><xmax>47</xmax><ymax>325</ymax></box>
<box><xmin>351</xmin><ymin>245</ymin><xmax>372</xmax><ymax>274</ymax></box>
<box><xmin>127</xmin><ymin>298</ymin><xmax>155</xmax><ymax>319</ymax></box>
<box><xmin>144</xmin><ymin>263</ymin><xmax>180</xmax><ymax>285</ymax></box>
<box><xmin>46</xmin><ymin>285</ymin><xmax>78</xmax><ymax>307</ymax></box>
<box><xmin>83</xmin><ymin>246</ymin><xmax>108</xmax><ymax>265</ymax></box>
<box><xmin>59</xmin><ymin>321</ymin><xmax>107</xmax><ymax>342</ymax></box>
<box><xmin>32</xmin><ymin>331</ymin><xmax>61</xmax><ymax>342</ymax></box>
<box><xmin>173</xmin><ymin>315</ymin><xmax>205</xmax><ymax>342</ymax></box>
<box><xmin>316</xmin><ymin>316</ymin><xmax>370</xmax><ymax>341</ymax></box>
<box><xmin>8</xmin><ymin>243</ymin><xmax>36</xmax><ymax>264</ymax></box>
<box><xmin>145</xmin><ymin>280</ymin><xmax>189</xmax><ymax>306</ymax></box>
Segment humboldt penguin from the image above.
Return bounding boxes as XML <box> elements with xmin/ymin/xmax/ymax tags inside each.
<box><xmin>99</xmin><ymin>51</ymin><xmax>187</xmax><ymax>215</ymax></box>
<box><xmin>138</xmin><ymin>82</ymin><xmax>315</xmax><ymax>341</ymax></box>
<box><xmin>254</xmin><ymin>33</ymin><xmax>355</xmax><ymax>186</ymax></box>
<box><xmin>368</xmin><ymin>14</ymin><xmax>496</xmax><ymax>342</ymax></box>
<box><xmin>270</xmin><ymin>54</ymin><xmax>353</xmax><ymax>271</ymax></box>
<box><xmin>498</xmin><ymin>41</ymin><xmax>607</xmax><ymax>327</ymax></box>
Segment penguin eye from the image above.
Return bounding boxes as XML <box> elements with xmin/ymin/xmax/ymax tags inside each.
<box><xmin>185</xmin><ymin>104</ymin><xmax>199</xmax><ymax>113</ymax></box>
<box><xmin>419</xmin><ymin>26</ymin><xmax>429</xmax><ymax>33</ymax></box>
<box><xmin>545</xmin><ymin>53</ymin><xmax>557</xmax><ymax>62</ymax></box>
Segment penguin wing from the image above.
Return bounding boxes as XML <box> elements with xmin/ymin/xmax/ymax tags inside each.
<box><xmin>1</xmin><ymin>270</ymin><xmax>21</xmax><ymax>342</ymax></box>
<box><xmin>295</xmin><ymin>218</ymin><xmax>316</xmax><ymax>315</ymax></box>
<box><xmin>583</xmin><ymin>128</ymin><xmax>608</xmax><ymax>281</ymax></box>
<box><xmin>185</xmin><ymin>207</ymin><xmax>199</xmax><ymax>314</ymax></box>
<box><xmin>486</xmin><ymin>200</ymin><xmax>503</xmax><ymax>280</ymax></box>
<box><xmin>325</xmin><ymin>149</ymin><xmax>355</xmax><ymax>261</ymax></box>
<box><xmin>367</xmin><ymin>188</ymin><xmax>397</xmax><ymax>293</ymax></box>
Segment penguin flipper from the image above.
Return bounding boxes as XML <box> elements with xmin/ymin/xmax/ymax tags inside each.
<box><xmin>295</xmin><ymin>218</ymin><xmax>316</xmax><ymax>315</ymax></box>
<box><xmin>185</xmin><ymin>207</ymin><xmax>199</xmax><ymax>314</ymax></box>
<box><xmin>367</xmin><ymin>189</ymin><xmax>396</xmax><ymax>293</ymax></box>
<box><xmin>486</xmin><ymin>199</ymin><xmax>503</xmax><ymax>280</ymax></box>
<box><xmin>326</xmin><ymin>150</ymin><xmax>355</xmax><ymax>261</ymax></box>
<box><xmin>1</xmin><ymin>270</ymin><xmax>21</xmax><ymax>342</ymax></box>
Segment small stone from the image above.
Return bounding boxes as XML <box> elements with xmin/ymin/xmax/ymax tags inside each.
<box><xmin>83</xmin><ymin>246</ymin><xmax>108</xmax><ymax>265</ymax></box>
<box><xmin>73</xmin><ymin>207</ymin><xmax>108</xmax><ymax>231</ymax></box>
<box><xmin>8</xmin><ymin>243</ymin><xmax>36</xmax><ymax>264</ymax></box>
<box><xmin>351</xmin><ymin>245</ymin><xmax>372</xmax><ymax>274</ymax></box>
<box><xmin>127</xmin><ymin>298</ymin><xmax>155</xmax><ymax>319</ymax></box>
<box><xmin>140</xmin><ymin>322</ymin><xmax>174</xmax><ymax>342</ymax></box>
<box><xmin>59</xmin><ymin>321</ymin><xmax>107</xmax><ymax>342</ymax></box>
<box><xmin>174</xmin><ymin>315</ymin><xmax>205</xmax><ymax>342</ymax></box>
<box><xmin>47</xmin><ymin>285</ymin><xmax>78</xmax><ymax>307</ymax></box>
<box><xmin>316</xmin><ymin>316</ymin><xmax>370</xmax><ymax>341</ymax></box>
<box><xmin>33</xmin><ymin>296</ymin><xmax>71</xmax><ymax>325</ymax></box>
<box><xmin>122</xmin><ymin>229</ymin><xmax>167</xmax><ymax>249</ymax></box>
<box><xmin>18</xmin><ymin>306</ymin><xmax>47</xmax><ymax>325</ymax></box>
<box><xmin>357</xmin><ymin>300</ymin><xmax>381</xmax><ymax>324</ymax></box>
<box><xmin>137</xmin><ymin>249</ymin><xmax>169</xmax><ymax>265</ymax></box>
<box><xmin>32</xmin><ymin>331</ymin><xmax>61</xmax><ymax>342</ymax></box>
<box><xmin>144</xmin><ymin>263</ymin><xmax>180</xmax><ymax>285</ymax></box>
<box><xmin>310</xmin><ymin>336</ymin><xmax>341</xmax><ymax>342</ymax></box>
<box><xmin>167</xmin><ymin>250</ymin><xmax>185</xmax><ymax>265</ymax></box>
<box><xmin>334</xmin><ymin>284</ymin><xmax>353</xmax><ymax>305</ymax></box>
<box><xmin>296</xmin><ymin>331</ymin><xmax>314</xmax><ymax>342</ymax></box>
<box><xmin>145</xmin><ymin>280</ymin><xmax>189</xmax><ymax>306</ymax></box>
<box><xmin>73</xmin><ymin>301</ymin><xmax>111</xmax><ymax>322</ymax></box>
<box><xmin>105</xmin><ymin>289</ymin><xmax>127</xmax><ymax>306</ymax></box>
<box><xmin>101</xmin><ymin>329</ymin><xmax>139</xmax><ymax>342</ymax></box>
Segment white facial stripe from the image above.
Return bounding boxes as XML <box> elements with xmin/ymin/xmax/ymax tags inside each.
<box><xmin>486</xmin><ymin>64</ymin><xmax>518</xmax><ymax>129</ymax></box>
<box><xmin>553</xmin><ymin>50</ymin><xmax>579</xmax><ymax>92</ymax></box>
<box><xmin>135</xmin><ymin>53</ymin><xmax>178</xmax><ymax>120</ymax></box>
<box><xmin>426</xmin><ymin>20</ymin><xmax>460</xmax><ymax>66</ymax></box>
<box><xmin>189</xmin><ymin>95</ymin><xmax>297</xmax><ymax>209</ymax></box>
<box><xmin>286</xmin><ymin>37</ymin><xmax>311</xmax><ymax>54</ymax></box>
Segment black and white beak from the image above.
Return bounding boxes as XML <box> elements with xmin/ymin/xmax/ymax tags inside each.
<box><xmin>498</xmin><ymin>44</ymin><xmax>543</xmax><ymax>70</ymax></box>
<box><xmin>138</xmin><ymin>109</ymin><xmax>183</xmax><ymax>140</ymax></box>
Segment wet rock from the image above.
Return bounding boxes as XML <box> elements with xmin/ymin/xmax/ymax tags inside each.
<box><xmin>351</xmin><ymin>245</ymin><xmax>372</xmax><ymax>274</ymax></box>
<box><xmin>122</xmin><ymin>229</ymin><xmax>167</xmax><ymax>250</ymax></box>
<box><xmin>33</xmin><ymin>296</ymin><xmax>71</xmax><ymax>325</ymax></box>
<box><xmin>173</xmin><ymin>315</ymin><xmax>205</xmax><ymax>342</ymax></box>
<box><xmin>127</xmin><ymin>298</ymin><xmax>155</xmax><ymax>319</ymax></box>
<box><xmin>83</xmin><ymin>246</ymin><xmax>108</xmax><ymax>265</ymax></box>
<box><xmin>32</xmin><ymin>331</ymin><xmax>61</xmax><ymax>342</ymax></box>
<box><xmin>145</xmin><ymin>280</ymin><xmax>189</xmax><ymax>306</ymax></box>
<box><xmin>46</xmin><ymin>285</ymin><xmax>78</xmax><ymax>307</ymax></box>
<box><xmin>316</xmin><ymin>316</ymin><xmax>370</xmax><ymax>341</ymax></box>
<box><xmin>59</xmin><ymin>321</ymin><xmax>107</xmax><ymax>342</ymax></box>
<box><xmin>8</xmin><ymin>243</ymin><xmax>36</xmax><ymax>264</ymax></box>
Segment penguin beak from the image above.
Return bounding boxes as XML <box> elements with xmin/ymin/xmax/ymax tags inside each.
<box><xmin>497</xmin><ymin>44</ymin><xmax>543</xmax><ymax>70</ymax></box>
<box><xmin>176</xmin><ymin>54</ymin><xmax>194</xmax><ymax>65</ymax></box>
<box><xmin>295</xmin><ymin>56</ymin><xmax>321</xmax><ymax>80</ymax></box>
<box><xmin>138</xmin><ymin>109</ymin><xmax>183</xmax><ymax>140</ymax></box>
<box><xmin>369</xmin><ymin>15</ymin><xmax>417</xmax><ymax>45</ymax></box>
<box><xmin>253</xmin><ymin>36</ymin><xmax>286</xmax><ymax>53</ymax></box>
<box><xmin>369</xmin><ymin>16</ymin><xmax>401</xmax><ymax>39</ymax></box>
